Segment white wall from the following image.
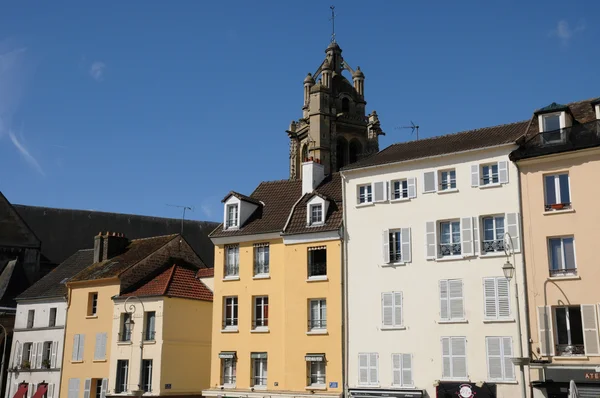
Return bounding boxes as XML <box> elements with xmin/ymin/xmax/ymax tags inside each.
<box><xmin>343</xmin><ymin>146</ymin><xmax>529</xmax><ymax>397</ymax></box>
<box><xmin>6</xmin><ymin>299</ymin><xmax>67</xmax><ymax>398</ymax></box>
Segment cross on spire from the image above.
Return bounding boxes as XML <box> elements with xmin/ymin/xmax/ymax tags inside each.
<box><xmin>329</xmin><ymin>5</ymin><xmax>336</xmax><ymax>43</ymax></box>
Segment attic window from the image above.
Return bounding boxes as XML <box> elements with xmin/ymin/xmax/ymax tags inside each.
<box><xmin>310</xmin><ymin>204</ymin><xmax>323</xmax><ymax>226</ymax></box>
<box><xmin>542</xmin><ymin>114</ymin><xmax>561</xmax><ymax>132</ymax></box>
<box><xmin>226</xmin><ymin>204</ymin><xmax>239</xmax><ymax>229</ymax></box>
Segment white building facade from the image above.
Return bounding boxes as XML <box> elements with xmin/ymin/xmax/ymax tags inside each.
<box><xmin>342</xmin><ymin>125</ymin><xmax>530</xmax><ymax>398</ymax></box>
<box><xmin>6</xmin><ymin>299</ymin><xmax>66</xmax><ymax>398</ymax></box>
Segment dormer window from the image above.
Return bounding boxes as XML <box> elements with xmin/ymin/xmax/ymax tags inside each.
<box><xmin>542</xmin><ymin>114</ymin><xmax>561</xmax><ymax>132</ymax></box>
<box><xmin>310</xmin><ymin>204</ymin><xmax>323</xmax><ymax>225</ymax></box>
<box><xmin>226</xmin><ymin>204</ymin><xmax>239</xmax><ymax>229</ymax></box>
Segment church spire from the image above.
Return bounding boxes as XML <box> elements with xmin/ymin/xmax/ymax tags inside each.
<box><xmin>329</xmin><ymin>5</ymin><xmax>336</xmax><ymax>43</ymax></box>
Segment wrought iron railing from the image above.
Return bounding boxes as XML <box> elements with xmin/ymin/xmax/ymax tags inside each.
<box><xmin>389</xmin><ymin>250</ymin><xmax>402</xmax><ymax>262</ymax></box>
<box><xmin>556</xmin><ymin>344</ymin><xmax>585</xmax><ymax>356</ymax></box>
<box><xmin>439</xmin><ymin>243</ymin><xmax>461</xmax><ymax>256</ymax></box>
<box><xmin>309</xmin><ymin>262</ymin><xmax>327</xmax><ymax>277</ymax></box>
<box><xmin>483</xmin><ymin>239</ymin><xmax>505</xmax><ymax>253</ymax></box>
<box><xmin>225</xmin><ymin>264</ymin><xmax>239</xmax><ymax>277</ymax></box>
<box><xmin>144</xmin><ymin>330</ymin><xmax>156</xmax><ymax>341</ymax></box>
<box><xmin>119</xmin><ymin>331</ymin><xmax>131</xmax><ymax>342</ymax></box>
<box><xmin>252</xmin><ymin>319</ymin><xmax>269</xmax><ymax>328</ymax></box>
<box><xmin>222</xmin><ymin>375</ymin><xmax>236</xmax><ymax>385</ymax></box>
<box><xmin>308</xmin><ymin>319</ymin><xmax>327</xmax><ymax>329</ymax></box>
<box><xmin>222</xmin><ymin>319</ymin><xmax>238</xmax><ymax>328</ymax></box>
<box><xmin>252</xmin><ymin>376</ymin><xmax>267</xmax><ymax>387</ymax></box>
<box><xmin>439</xmin><ymin>181</ymin><xmax>456</xmax><ymax>190</ymax></box>
<box><xmin>308</xmin><ymin>375</ymin><xmax>326</xmax><ymax>385</ymax></box>
<box><xmin>549</xmin><ymin>268</ymin><xmax>577</xmax><ymax>277</ymax></box>
<box><xmin>254</xmin><ymin>263</ymin><xmax>269</xmax><ymax>276</ymax></box>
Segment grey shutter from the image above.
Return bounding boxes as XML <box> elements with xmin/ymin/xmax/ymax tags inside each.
<box><xmin>582</xmin><ymin>304</ymin><xmax>600</xmax><ymax>356</ymax></box>
<box><xmin>401</xmin><ymin>354</ymin><xmax>412</xmax><ymax>386</ymax></box>
<box><xmin>449</xmin><ymin>280</ymin><xmax>464</xmax><ymax>320</ymax></box>
<box><xmin>502</xmin><ymin>337</ymin><xmax>515</xmax><ymax>380</ymax></box>
<box><xmin>497</xmin><ymin>278</ymin><xmax>511</xmax><ymax>319</ymax></box>
<box><xmin>401</xmin><ymin>228</ymin><xmax>411</xmax><ymax>263</ymax></box>
<box><xmin>77</xmin><ymin>334</ymin><xmax>85</xmax><ymax>361</ymax></box>
<box><xmin>100</xmin><ymin>379</ymin><xmax>108</xmax><ymax>398</ymax></box>
<box><xmin>425</xmin><ymin>221</ymin><xmax>437</xmax><ymax>259</ymax></box>
<box><xmin>471</xmin><ymin>164</ymin><xmax>480</xmax><ymax>187</ymax></box>
<box><xmin>486</xmin><ymin>337</ymin><xmax>503</xmax><ymax>380</ymax></box>
<box><xmin>407</xmin><ymin>177</ymin><xmax>417</xmax><ymax>199</ymax></box>
<box><xmin>472</xmin><ymin>217</ymin><xmax>480</xmax><ymax>255</ymax></box>
<box><xmin>498</xmin><ymin>161</ymin><xmax>509</xmax><ymax>184</ymax></box>
<box><xmin>373</xmin><ymin>181</ymin><xmax>385</xmax><ymax>202</ymax></box>
<box><xmin>452</xmin><ymin>338</ymin><xmax>467</xmax><ymax>379</ymax></box>
<box><xmin>51</xmin><ymin>341</ymin><xmax>58</xmax><ymax>368</ymax></box>
<box><xmin>392</xmin><ymin>354</ymin><xmax>401</xmax><ymax>385</ymax></box>
<box><xmin>483</xmin><ymin>278</ymin><xmax>497</xmax><ymax>319</ymax></box>
<box><xmin>382</xmin><ymin>230</ymin><xmax>390</xmax><ymax>264</ymax></box>
<box><xmin>461</xmin><ymin>217</ymin><xmax>473</xmax><ymax>256</ymax></box>
<box><xmin>369</xmin><ymin>353</ymin><xmax>378</xmax><ymax>384</ymax></box>
<box><xmin>506</xmin><ymin>213</ymin><xmax>521</xmax><ymax>253</ymax></box>
<box><xmin>72</xmin><ymin>335</ymin><xmax>79</xmax><ymax>361</ymax></box>
<box><xmin>94</xmin><ymin>333</ymin><xmax>102</xmax><ymax>360</ymax></box>
<box><xmin>382</xmin><ymin>293</ymin><xmax>393</xmax><ymax>327</ymax></box>
<box><xmin>83</xmin><ymin>379</ymin><xmax>91</xmax><ymax>398</ymax></box>
<box><xmin>423</xmin><ymin>171</ymin><xmax>436</xmax><ymax>193</ymax></box>
<box><xmin>441</xmin><ymin>337</ymin><xmax>451</xmax><ymax>378</ymax></box>
<box><xmin>358</xmin><ymin>354</ymin><xmax>368</xmax><ymax>384</ymax></box>
<box><xmin>537</xmin><ymin>306</ymin><xmax>554</xmax><ymax>356</ymax></box>
<box><xmin>439</xmin><ymin>280</ymin><xmax>449</xmax><ymax>320</ymax></box>
<box><xmin>101</xmin><ymin>333</ymin><xmax>107</xmax><ymax>359</ymax></box>
<box><xmin>393</xmin><ymin>292</ymin><xmax>403</xmax><ymax>327</ymax></box>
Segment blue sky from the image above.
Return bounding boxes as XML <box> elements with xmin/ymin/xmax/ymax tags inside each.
<box><xmin>0</xmin><ymin>1</ymin><xmax>597</xmax><ymax>222</ymax></box>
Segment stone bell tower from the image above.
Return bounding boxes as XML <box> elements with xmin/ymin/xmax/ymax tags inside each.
<box><xmin>286</xmin><ymin>41</ymin><xmax>385</xmax><ymax>180</ymax></box>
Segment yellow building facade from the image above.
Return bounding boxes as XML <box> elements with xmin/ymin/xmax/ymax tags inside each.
<box><xmin>204</xmin><ymin>167</ymin><xmax>344</xmax><ymax>398</ymax></box>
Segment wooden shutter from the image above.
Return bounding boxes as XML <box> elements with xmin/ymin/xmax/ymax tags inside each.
<box><xmin>439</xmin><ymin>280</ymin><xmax>449</xmax><ymax>320</ymax></box>
<box><xmin>401</xmin><ymin>228</ymin><xmax>411</xmax><ymax>263</ymax></box>
<box><xmin>502</xmin><ymin>337</ymin><xmax>515</xmax><ymax>380</ymax></box>
<box><xmin>382</xmin><ymin>230</ymin><xmax>390</xmax><ymax>264</ymax></box>
<box><xmin>392</xmin><ymin>354</ymin><xmax>401</xmax><ymax>385</ymax></box>
<box><xmin>441</xmin><ymin>337</ymin><xmax>451</xmax><ymax>378</ymax></box>
<box><xmin>506</xmin><ymin>213</ymin><xmax>521</xmax><ymax>253</ymax></box>
<box><xmin>373</xmin><ymin>181</ymin><xmax>386</xmax><ymax>202</ymax></box>
<box><xmin>486</xmin><ymin>337</ymin><xmax>503</xmax><ymax>380</ymax></box>
<box><xmin>72</xmin><ymin>335</ymin><xmax>79</xmax><ymax>361</ymax></box>
<box><xmin>423</xmin><ymin>171</ymin><xmax>436</xmax><ymax>193</ymax></box>
<box><xmin>449</xmin><ymin>280</ymin><xmax>464</xmax><ymax>320</ymax></box>
<box><xmin>369</xmin><ymin>353</ymin><xmax>378</xmax><ymax>385</ymax></box>
<box><xmin>451</xmin><ymin>337</ymin><xmax>467</xmax><ymax>379</ymax></box>
<box><xmin>94</xmin><ymin>333</ymin><xmax>102</xmax><ymax>360</ymax></box>
<box><xmin>425</xmin><ymin>221</ymin><xmax>437</xmax><ymax>260</ymax></box>
<box><xmin>461</xmin><ymin>217</ymin><xmax>473</xmax><ymax>256</ymax></box>
<box><xmin>78</xmin><ymin>334</ymin><xmax>85</xmax><ymax>361</ymax></box>
<box><xmin>393</xmin><ymin>292</ymin><xmax>403</xmax><ymax>327</ymax></box>
<box><xmin>401</xmin><ymin>354</ymin><xmax>412</xmax><ymax>386</ymax></box>
<box><xmin>100</xmin><ymin>379</ymin><xmax>108</xmax><ymax>398</ymax></box>
<box><xmin>472</xmin><ymin>217</ymin><xmax>480</xmax><ymax>255</ymax></box>
<box><xmin>483</xmin><ymin>278</ymin><xmax>498</xmax><ymax>319</ymax></box>
<box><xmin>358</xmin><ymin>354</ymin><xmax>368</xmax><ymax>384</ymax></box>
<box><xmin>497</xmin><ymin>278</ymin><xmax>511</xmax><ymax>319</ymax></box>
<box><xmin>537</xmin><ymin>306</ymin><xmax>554</xmax><ymax>356</ymax></box>
<box><xmin>471</xmin><ymin>164</ymin><xmax>480</xmax><ymax>187</ymax></box>
<box><xmin>407</xmin><ymin>177</ymin><xmax>417</xmax><ymax>199</ymax></box>
<box><xmin>83</xmin><ymin>379</ymin><xmax>91</xmax><ymax>398</ymax></box>
<box><xmin>51</xmin><ymin>341</ymin><xmax>58</xmax><ymax>368</ymax></box>
<box><xmin>581</xmin><ymin>304</ymin><xmax>600</xmax><ymax>356</ymax></box>
<box><xmin>498</xmin><ymin>161</ymin><xmax>509</xmax><ymax>184</ymax></box>
<box><xmin>382</xmin><ymin>293</ymin><xmax>393</xmax><ymax>327</ymax></box>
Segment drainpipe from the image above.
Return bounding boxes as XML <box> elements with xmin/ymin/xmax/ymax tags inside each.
<box><xmin>340</xmin><ymin>171</ymin><xmax>350</xmax><ymax>398</ymax></box>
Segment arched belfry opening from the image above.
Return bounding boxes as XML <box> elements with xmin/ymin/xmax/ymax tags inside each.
<box><xmin>349</xmin><ymin>139</ymin><xmax>362</xmax><ymax>164</ymax></box>
<box><xmin>336</xmin><ymin>136</ymin><xmax>348</xmax><ymax>170</ymax></box>
<box><xmin>341</xmin><ymin>97</ymin><xmax>350</xmax><ymax>113</ymax></box>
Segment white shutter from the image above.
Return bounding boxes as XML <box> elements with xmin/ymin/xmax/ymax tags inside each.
<box><xmin>393</xmin><ymin>292</ymin><xmax>403</xmax><ymax>327</ymax></box>
<box><xmin>483</xmin><ymin>278</ymin><xmax>498</xmax><ymax>319</ymax></box>
<box><xmin>36</xmin><ymin>342</ymin><xmax>43</xmax><ymax>368</ymax></box>
<box><xmin>425</xmin><ymin>221</ymin><xmax>437</xmax><ymax>259</ymax></box>
<box><xmin>451</xmin><ymin>337</ymin><xmax>467</xmax><ymax>379</ymax></box>
<box><xmin>537</xmin><ymin>306</ymin><xmax>554</xmax><ymax>356</ymax></box>
<box><xmin>441</xmin><ymin>337</ymin><xmax>451</xmax><ymax>378</ymax></box>
<box><xmin>358</xmin><ymin>354</ymin><xmax>368</xmax><ymax>384</ymax></box>
<box><xmin>506</xmin><ymin>213</ymin><xmax>521</xmax><ymax>253</ymax></box>
<box><xmin>498</xmin><ymin>161</ymin><xmax>509</xmax><ymax>184</ymax></box>
<box><xmin>16</xmin><ymin>342</ymin><xmax>22</xmax><ymax>367</ymax></box>
<box><xmin>497</xmin><ymin>278</ymin><xmax>511</xmax><ymax>319</ymax></box>
<box><xmin>28</xmin><ymin>384</ymin><xmax>33</xmax><ymax>398</ymax></box>
<box><xmin>78</xmin><ymin>334</ymin><xmax>85</xmax><ymax>361</ymax></box>
<box><xmin>401</xmin><ymin>354</ymin><xmax>412</xmax><ymax>386</ymax></box>
<box><xmin>486</xmin><ymin>337</ymin><xmax>503</xmax><ymax>380</ymax></box>
<box><xmin>449</xmin><ymin>280</ymin><xmax>464</xmax><ymax>320</ymax></box>
<box><xmin>83</xmin><ymin>379</ymin><xmax>91</xmax><ymax>398</ymax></box>
<box><xmin>392</xmin><ymin>354</ymin><xmax>401</xmax><ymax>385</ymax></box>
<box><xmin>401</xmin><ymin>228</ymin><xmax>411</xmax><ymax>263</ymax></box>
<box><xmin>369</xmin><ymin>353</ymin><xmax>378</xmax><ymax>385</ymax></box>
<box><xmin>472</xmin><ymin>217</ymin><xmax>479</xmax><ymax>255</ymax></box>
<box><xmin>373</xmin><ymin>181</ymin><xmax>386</xmax><ymax>202</ymax></box>
<box><xmin>502</xmin><ymin>337</ymin><xmax>515</xmax><ymax>380</ymax></box>
<box><xmin>94</xmin><ymin>333</ymin><xmax>101</xmax><ymax>360</ymax></box>
<box><xmin>382</xmin><ymin>293</ymin><xmax>393</xmax><ymax>327</ymax></box>
<box><xmin>72</xmin><ymin>335</ymin><xmax>79</xmax><ymax>361</ymax></box>
<box><xmin>460</xmin><ymin>217</ymin><xmax>473</xmax><ymax>256</ymax></box>
<box><xmin>31</xmin><ymin>342</ymin><xmax>38</xmax><ymax>368</ymax></box>
<box><xmin>51</xmin><ymin>341</ymin><xmax>58</xmax><ymax>368</ymax></box>
<box><xmin>100</xmin><ymin>379</ymin><xmax>108</xmax><ymax>398</ymax></box>
<box><xmin>471</xmin><ymin>164</ymin><xmax>480</xmax><ymax>187</ymax></box>
<box><xmin>439</xmin><ymin>280</ymin><xmax>449</xmax><ymax>320</ymax></box>
<box><xmin>407</xmin><ymin>177</ymin><xmax>416</xmax><ymax>199</ymax></box>
<box><xmin>48</xmin><ymin>384</ymin><xmax>54</xmax><ymax>398</ymax></box>
<box><xmin>423</xmin><ymin>171</ymin><xmax>437</xmax><ymax>193</ymax></box>
<box><xmin>101</xmin><ymin>333</ymin><xmax>107</xmax><ymax>359</ymax></box>
<box><xmin>382</xmin><ymin>230</ymin><xmax>390</xmax><ymax>264</ymax></box>
<box><xmin>581</xmin><ymin>304</ymin><xmax>600</xmax><ymax>356</ymax></box>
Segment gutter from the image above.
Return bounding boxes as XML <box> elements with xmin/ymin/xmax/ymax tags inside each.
<box><xmin>340</xmin><ymin>171</ymin><xmax>350</xmax><ymax>397</ymax></box>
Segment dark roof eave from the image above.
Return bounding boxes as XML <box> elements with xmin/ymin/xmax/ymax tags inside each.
<box><xmin>281</xmin><ymin>226</ymin><xmax>341</xmax><ymax>236</ymax></box>
<box><xmin>15</xmin><ymin>294</ymin><xmax>67</xmax><ymax>302</ymax></box>
<box><xmin>210</xmin><ymin>229</ymin><xmax>283</xmax><ymax>239</ymax></box>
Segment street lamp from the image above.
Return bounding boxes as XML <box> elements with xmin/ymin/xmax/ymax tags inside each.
<box><xmin>503</xmin><ymin>232</ymin><xmax>528</xmax><ymax>398</ymax></box>
<box><xmin>123</xmin><ymin>297</ymin><xmax>145</xmax><ymax>395</ymax></box>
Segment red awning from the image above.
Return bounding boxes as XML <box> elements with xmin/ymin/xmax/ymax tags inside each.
<box><xmin>32</xmin><ymin>384</ymin><xmax>47</xmax><ymax>398</ymax></box>
<box><xmin>12</xmin><ymin>384</ymin><xmax>28</xmax><ymax>398</ymax></box>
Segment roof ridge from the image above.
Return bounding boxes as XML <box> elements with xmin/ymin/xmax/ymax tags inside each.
<box><xmin>162</xmin><ymin>264</ymin><xmax>177</xmax><ymax>296</ymax></box>
<box><xmin>131</xmin><ymin>233</ymin><xmax>179</xmax><ymax>242</ymax></box>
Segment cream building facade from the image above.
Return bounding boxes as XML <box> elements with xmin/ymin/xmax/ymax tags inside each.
<box><xmin>342</xmin><ymin>122</ymin><xmax>530</xmax><ymax>398</ymax></box>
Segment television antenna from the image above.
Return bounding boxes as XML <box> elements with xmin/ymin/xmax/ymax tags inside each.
<box><xmin>398</xmin><ymin>121</ymin><xmax>420</xmax><ymax>140</ymax></box>
<box><xmin>166</xmin><ymin>204</ymin><xmax>194</xmax><ymax>235</ymax></box>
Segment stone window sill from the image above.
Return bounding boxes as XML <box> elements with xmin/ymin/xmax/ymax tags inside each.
<box><xmin>438</xmin><ymin>320</ymin><xmax>468</xmax><ymax>324</ymax></box>
<box><xmin>548</xmin><ymin>275</ymin><xmax>580</xmax><ymax>281</ymax></box>
<box><xmin>483</xmin><ymin>319</ymin><xmax>515</xmax><ymax>323</ymax></box>
<box><xmin>306</xmin><ymin>330</ymin><xmax>328</xmax><ymax>335</ymax></box>
<box><xmin>307</xmin><ymin>276</ymin><xmax>328</xmax><ymax>282</ymax></box>
<box><xmin>223</xmin><ymin>276</ymin><xmax>240</xmax><ymax>282</ymax></box>
<box><xmin>543</xmin><ymin>208</ymin><xmax>575</xmax><ymax>216</ymax></box>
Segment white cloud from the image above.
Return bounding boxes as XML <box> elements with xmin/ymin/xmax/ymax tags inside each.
<box><xmin>8</xmin><ymin>129</ymin><xmax>44</xmax><ymax>176</ymax></box>
<box><xmin>550</xmin><ymin>20</ymin><xmax>585</xmax><ymax>45</ymax></box>
<box><xmin>89</xmin><ymin>61</ymin><xmax>106</xmax><ymax>81</ymax></box>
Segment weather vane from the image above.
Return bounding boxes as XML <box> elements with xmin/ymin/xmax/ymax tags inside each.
<box><xmin>329</xmin><ymin>5</ymin><xmax>336</xmax><ymax>43</ymax></box>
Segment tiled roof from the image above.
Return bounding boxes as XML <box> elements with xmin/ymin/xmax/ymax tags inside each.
<box><xmin>222</xmin><ymin>191</ymin><xmax>263</xmax><ymax>206</ymax></box>
<box><xmin>534</xmin><ymin>102</ymin><xmax>569</xmax><ymax>115</ymax></box>
<box><xmin>121</xmin><ymin>264</ymin><xmax>213</xmax><ymax>301</ymax></box>
<box><xmin>210</xmin><ymin>179</ymin><xmax>303</xmax><ymax>238</ymax></box>
<box><xmin>70</xmin><ymin>235</ymin><xmax>178</xmax><ymax>282</ymax></box>
<box><xmin>342</xmin><ymin>120</ymin><xmax>529</xmax><ymax>171</ymax></box>
<box><xmin>283</xmin><ymin>173</ymin><xmax>343</xmax><ymax>235</ymax></box>
<box><xmin>17</xmin><ymin>249</ymin><xmax>94</xmax><ymax>300</ymax></box>
<box><xmin>196</xmin><ymin>268</ymin><xmax>214</xmax><ymax>278</ymax></box>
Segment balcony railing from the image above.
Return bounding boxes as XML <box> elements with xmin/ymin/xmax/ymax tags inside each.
<box><xmin>308</xmin><ymin>262</ymin><xmax>327</xmax><ymax>277</ymax></box>
<box><xmin>119</xmin><ymin>331</ymin><xmax>131</xmax><ymax>342</ymax></box>
<box><xmin>549</xmin><ymin>268</ymin><xmax>577</xmax><ymax>277</ymax></box>
<box><xmin>439</xmin><ymin>243</ymin><xmax>461</xmax><ymax>256</ymax></box>
<box><xmin>545</xmin><ymin>202</ymin><xmax>572</xmax><ymax>212</ymax></box>
<box><xmin>222</xmin><ymin>375</ymin><xmax>236</xmax><ymax>385</ymax></box>
<box><xmin>483</xmin><ymin>239</ymin><xmax>505</xmax><ymax>253</ymax></box>
<box><xmin>252</xmin><ymin>319</ymin><xmax>269</xmax><ymax>328</ymax></box>
<box><xmin>556</xmin><ymin>344</ymin><xmax>585</xmax><ymax>356</ymax></box>
<box><xmin>389</xmin><ymin>250</ymin><xmax>402</xmax><ymax>262</ymax></box>
<box><xmin>308</xmin><ymin>319</ymin><xmax>327</xmax><ymax>330</ymax></box>
<box><xmin>252</xmin><ymin>377</ymin><xmax>267</xmax><ymax>387</ymax></box>
<box><xmin>308</xmin><ymin>375</ymin><xmax>326</xmax><ymax>385</ymax></box>
<box><xmin>224</xmin><ymin>264</ymin><xmax>239</xmax><ymax>277</ymax></box>
<box><xmin>222</xmin><ymin>319</ymin><xmax>238</xmax><ymax>329</ymax></box>
<box><xmin>511</xmin><ymin>120</ymin><xmax>600</xmax><ymax>160</ymax></box>
<box><xmin>144</xmin><ymin>330</ymin><xmax>156</xmax><ymax>341</ymax></box>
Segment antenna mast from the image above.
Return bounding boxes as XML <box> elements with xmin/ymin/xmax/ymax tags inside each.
<box><xmin>329</xmin><ymin>5</ymin><xmax>336</xmax><ymax>43</ymax></box>
<box><xmin>166</xmin><ymin>204</ymin><xmax>194</xmax><ymax>235</ymax></box>
<box><xmin>398</xmin><ymin>121</ymin><xmax>420</xmax><ymax>141</ymax></box>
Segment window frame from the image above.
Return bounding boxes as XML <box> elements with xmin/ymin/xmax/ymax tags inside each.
<box><xmin>144</xmin><ymin>311</ymin><xmax>156</xmax><ymax>341</ymax></box>
<box><xmin>357</xmin><ymin>184</ymin><xmax>373</xmax><ymax>204</ymax></box>
<box><xmin>553</xmin><ymin>306</ymin><xmax>585</xmax><ymax>357</ymax></box>
<box><xmin>223</xmin><ymin>296</ymin><xmax>239</xmax><ymax>330</ymax></box>
<box><xmin>388</xmin><ymin>230</ymin><xmax>402</xmax><ymax>263</ymax></box>
<box><xmin>119</xmin><ymin>314</ymin><xmax>132</xmax><ymax>342</ymax></box>
<box><xmin>391</xmin><ymin>179</ymin><xmax>408</xmax><ymax>200</ymax></box>
<box><xmin>226</xmin><ymin>203</ymin><xmax>239</xmax><ymax>229</ymax></box>
<box><xmin>27</xmin><ymin>310</ymin><xmax>35</xmax><ymax>329</ymax></box>
<box><xmin>253</xmin><ymin>243</ymin><xmax>270</xmax><ymax>277</ymax></box>
<box><xmin>480</xmin><ymin>163</ymin><xmax>499</xmax><ymax>186</ymax></box>
<box><xmin>115</xmin><ymin>360</ymin><xmax>129</xmax><ymax>393</ymax></box>
<box><xmin>544</xmin><ymin>173</ymin><xmax>571</xmax><ymax>211</ymax></box>
<box><xmin>88</xmin><ymin>293</ymin><xmax>98</xmax><ymax>316</ymax></box>
<box><xmin>481</xmin><ymin>215</ymin><xmax>505</xmax><ymax>254</ymax></box>
<box><xmin>224</xmin><ymin>244</ymin><xmax>240</xmax><ymax>278</ymax></box>
<box><xmin>221</xmin><ymin>357</ymin><xmax>237</xmax><ymax>387</ymax></box>
<box><xmin>307</xmin><ymin>247</ymin><xmax>327</xmax><ymax>279</ymax></box>
<box><xmin>439</xmin><ymin>220</ymin><xmax>461</xmax><ymax>257</ymax></box>
<box><xmin>309</xmin><ymin>299</ymin><xmax>327</xmax><ymax>331</ymax></box>
<box><xmin>141</xmin><ymin>359</ymin><xmax>153</xmax><ymax>393</ymax></box>
<box><xmin>251</xmin><ymin>354</ymin><xmax>268</xmax><ymax>388</ymax></box>
<box><xmin>438</xmin><ymin>169</ymin><xmax>457</xmax><ymax>191</ymax></box>
<box><xmin>253</xmin><ymin>296</ymin><xmax>269</xmax><ymax>330</ymax></box>
<box><xmin>309</xmin><ymin>203</ymin><xmax>324</xmax><ymax>225</ymax></box>
<box><xmin>48</xmin><ymin>308</ymin><xmax>57</xmax><ymax>327</ymax></box>
<box><xmin>547</xmin><ymin>236</ymin><xmax>576</xmax><ymax>277</ymax></box>
<box><xmin>307</xmin><ymin>359</ymin><xmax>326</xmax><ymax>387</ymax></box>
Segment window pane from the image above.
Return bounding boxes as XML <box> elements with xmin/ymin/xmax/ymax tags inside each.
<box><xmin>549</xmin><ymin>239</ymin><xmax>563</xmax><ymax>270</ymax></box>
<box><xmin>563</xmin><ymin>238</ymin><xmax>575</xmax><ymax>270</ymax></box>
<box><xmin>555</xmin><ymin>307</ymin><xmax>568</xmax><ymax>345</ymax></box>
<box><xmin>569</xmin><ymin>307</ymin><xmax>584</xmax><ymax>345</ymax></box>
<box><xmin>495</xmin><ymin>217</ymin><xmax>505</xmax><ymax>239</ymax></box>
<box><xmin>558</xmin><ymin>174</ymin><xmax>570</xmax><ymax>203</ymax></box>
<box><xmin>451</xmin><ymin>222</ymin><xmax>460</xmax><ymax>243</ymax></box>
<box><xmin>545</xmin><ymin>176</ymin><xmax>557</xmax><ymax>205</ymax></box>
<box><xmin>544</xmin><ymin>115</ymin><xmax>560</xmax><ymax>131</ymax></box>
<box><xmin>440</xmin><ymin>223</ymin><xmax>450</xmax><ymax>243</ymax></box>
<box><xmin>483</xmin><ymin>218</ymin><xmax>494</xmax><ymax>241</ymax></box>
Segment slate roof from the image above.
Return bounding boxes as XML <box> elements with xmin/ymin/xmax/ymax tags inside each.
<box><xmin>210</xmin><ymin>179</ymin><xmax>303</xmax><ymax>238</ymax></box>
<box><xmin>0</xmin><ymin>192</ymin><xmax>40</xmax><ymax>249</ymax></box>
<box><xmin>17</xmin><ymin>249</ymin><xmax>94</xmax><ymax>300</ymax></box>
<box><xmin>121</xmin><ymin>264</ymin><xmax>213</xmax><ymax>301</ymax></box>
<box><xmin>12</xmin><ymin>205</ymin><xmax>218</xmax><ymax>267</ymax></box>
<box><xmin>342</xmin><ymin>120</ymin><xmax>529</xmax><ymax>171</ymax></box>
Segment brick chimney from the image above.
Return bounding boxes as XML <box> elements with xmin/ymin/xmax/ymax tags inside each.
<box><xmin>93</xmin><ymin>232</ymin><xmax>129</xmax><ymax>263</ymax></box>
